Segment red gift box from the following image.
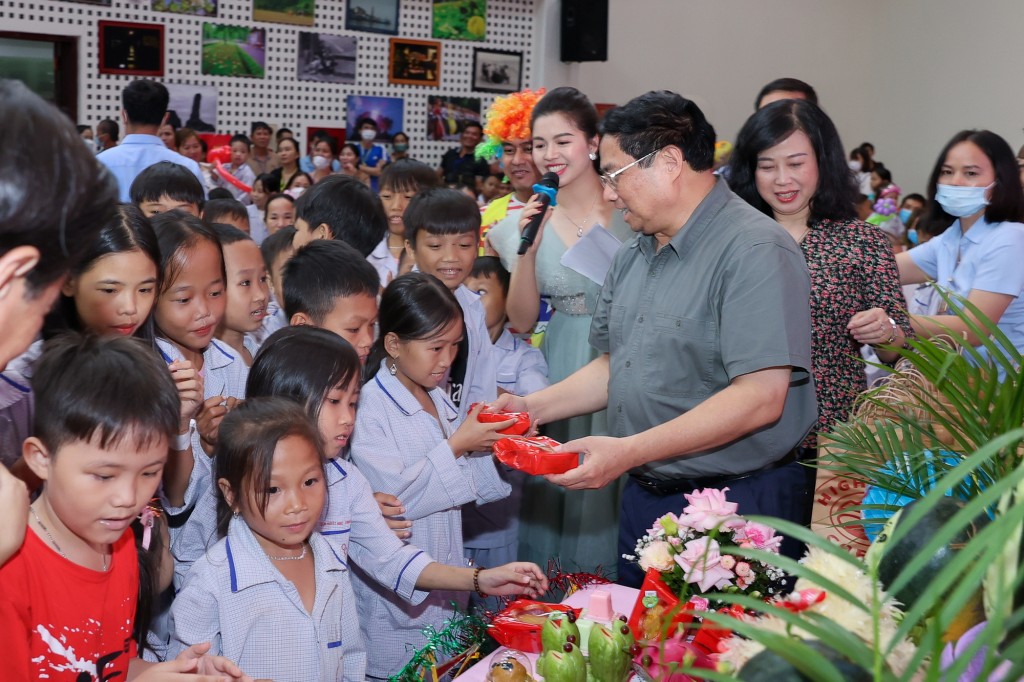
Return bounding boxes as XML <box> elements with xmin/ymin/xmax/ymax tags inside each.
<box><xmin>470</xmin><ymin>403</ymin><xmax>531</xmax><ymax>436</ymax></box>
<box><xmin>493</xmin><ymin>436</ymin><xmax>578</xmax><ymax>475</ymax></box>
<box><xmin>488</xmin><ymin>600</ymin><xmax>580</xmax><ymax>653</ymax></box>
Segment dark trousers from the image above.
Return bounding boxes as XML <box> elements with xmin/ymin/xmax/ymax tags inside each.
<box><xmin>617</xmin><ymin>460</ymin><xmax>812</xmax><ymax>588</ymax></box>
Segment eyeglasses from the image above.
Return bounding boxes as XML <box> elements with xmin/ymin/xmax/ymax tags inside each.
<box><xmin>598</xmin><ymin>149</ymin><xmax>661</xmax><ymax>191</ymax></box>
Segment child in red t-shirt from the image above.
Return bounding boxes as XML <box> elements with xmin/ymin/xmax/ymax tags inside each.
<box><xmin>0</xmin><ymin>334</ymin><xmax>249</xmax><ymax>682</ymax></box>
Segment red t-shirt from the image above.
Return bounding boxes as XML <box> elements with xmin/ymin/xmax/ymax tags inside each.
<box><xmin>0</xmin><ymin>527</ymin><xmax>139</xmax><ymax>681</ymax></box>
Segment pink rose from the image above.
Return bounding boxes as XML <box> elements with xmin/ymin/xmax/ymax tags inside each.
<box><xmin>733</xmin><ymin>521</ymin><xmax>783</xmax><ymax>553</ymax></box>
<box><xmin>734</xmin><ymin>562</ymin><xmax>752</xmax><ymax>578</ymax></box>
<box><xmin>719</xmin><ymin>555</ymin><xmax>736</xmax><ymax>570</ymax></box>
<box><xmin>673</xmin><ymin>536</ymin><xmax>735</xmax><ymax>592</ymax></box>
<box><xmin>676</xmin><ymin>487</ymin><xmax>743</xmax><ymax>532</ymax></box>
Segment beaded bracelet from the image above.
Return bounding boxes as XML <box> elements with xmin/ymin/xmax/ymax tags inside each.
<box><xmin>473</xmin><ymin>566</ymin><xmax>486</xmax><ymax>598</ymax></box>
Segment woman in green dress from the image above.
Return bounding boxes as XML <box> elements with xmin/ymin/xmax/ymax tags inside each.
<box><xmin>490</xmin><ymin>87</ymin><xmax>631</xmax><ymax>575</ymax></box>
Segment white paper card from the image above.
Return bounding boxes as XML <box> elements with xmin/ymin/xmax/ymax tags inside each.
<box><xmin>559</xmin><ymin>224</ymin><xmax>623</xmax><ymax>285</ymax></box>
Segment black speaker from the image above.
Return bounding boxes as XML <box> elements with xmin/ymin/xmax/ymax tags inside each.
<box><xmin>560</xmin><ymin>0</ymin><xmax>608</xmax><ymax>62</ymax></box>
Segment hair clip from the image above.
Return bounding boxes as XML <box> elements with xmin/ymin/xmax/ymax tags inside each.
<box><xmin>139</xmin><ymin>502</ymin><xmax>161</xmax><ymax>551</ymax></box>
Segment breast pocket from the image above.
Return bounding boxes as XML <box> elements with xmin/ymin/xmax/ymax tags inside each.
<box><xmin>642</xmin><ymin>313</ymin><xmax>716</xmax><ymax>398</ymax></box>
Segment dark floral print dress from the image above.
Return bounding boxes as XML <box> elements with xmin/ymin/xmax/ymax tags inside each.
<box><xmin>800</xmin><ymin>218</ymin><xmax>912</xmax><ymax>447</ymax></box>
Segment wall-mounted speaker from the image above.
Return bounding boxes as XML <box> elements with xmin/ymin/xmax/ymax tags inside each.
<box><xmin>560</xmin><ymin>0</ymin><xmax>608</xmax><ymax>63</ymax></box>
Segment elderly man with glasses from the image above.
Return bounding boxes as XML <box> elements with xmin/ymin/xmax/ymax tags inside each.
<box><xmin>494</xmin><ymin>90</ymin><xmax>817</xmax><ymax>587</ymax></box>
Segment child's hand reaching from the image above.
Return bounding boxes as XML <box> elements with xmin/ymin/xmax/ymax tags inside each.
<box><xmin>197</xmin><ymin>396</ymin><xmax>239</xmax><ymax>455</ymax></box>
<box><xmin>447</xmin><ymin>403</ymin><xmax>515</xmax><ymax>457</ymax></box>
<box><xmin>373</xmin><ymin>491</ymin><xmax>412</xmax><ymax>539</ymax></box>
<box><xmin>169</xmin><ymin>360</ymin><xmax>204</xmax><ymax>435</ymax></box>
<box><xmin>478</xmin><ymin>562</ymin><xmax>549</xmax><ymax>598</ymax></box>
<box><xmin>129</xmin><ymin>642</ymin><xmax>254</xmax><ymax>681</ymax></box>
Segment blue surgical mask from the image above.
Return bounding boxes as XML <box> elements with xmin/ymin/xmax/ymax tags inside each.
<box><xmin>907</xmin><ymin>228</ymin><xmax>919</xmax><ymax>246</ymax></box>
<box><xmin>935</xmin><ymin>182</ymin><xmax>994</xmax><ymax>218</ymax></box>
<box><xmin>393</xmin><ymin>143</ymin><xmax>409</xmax><ymax>153</ymax></box>
<box><xmin>867</xmin><ymin>192</ymin><xmax>876</xmax><ymax>203</ymax></box>
<box><xmin>898</xmin><ymin>208</ymin><xmax>913</xmax><ymax>224</ymax></box>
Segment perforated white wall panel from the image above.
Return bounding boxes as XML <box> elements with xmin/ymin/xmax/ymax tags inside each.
<box><xmin>0</xmin><ymin>0</ymin><xmax>536</xmax><ymax>166</ymax></box>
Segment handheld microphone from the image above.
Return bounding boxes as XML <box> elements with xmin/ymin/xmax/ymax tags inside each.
<box><xmin>517</xmin><ymin>172</ymin><xmax>560</xmax><ymax>255</ymax></box>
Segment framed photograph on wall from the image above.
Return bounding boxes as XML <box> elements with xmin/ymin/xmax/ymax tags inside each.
<box><xmin>346</xmin><ymin>0</ymin><xmax>399</xmax><ymax>35</ymax></box>
<box><xmin>388</xmin><ymin>38</ymin><xmax>440</xmax><ymax>87</ymax></box>
<box><xmin>151</xmin><ymin>0</ymin><xmax>216</xmax><ymax>16</ymax></box>
<box><xmin>297</xmin><ymin>32</ymin><xmax>356</xmax><ymax>83</ymax></box>
<box><xmin>98</xmin><ymin>21</ymin><xmax>164</xmax><ymax>76</ymax></box>
<box><xmin>426</xmin><ymin>96</ymin><xmax>481</xmax><ymax>142</ymax></box>
<box><xmin>166</xmin><ymin>83</ymin><xmax>217</xmax><ymax>132</ymax></box>
<box><xmin>253</xmin><ymin>0</ymin><xmax>314</xmax><ymax>26</ymax></box>
<box><xmin>346</xmin><ymin>94</ymin><xmax>404</xmax><ymax>142</ymax></box>
<box><xmin>201</xmin><ymin>23</ymin><xmax>266</xmax><ymax>78</ymax></box>
<box><xmin>431</xmin><ymin>0</ymin><xmax>486</xmax><ymax>41</ymax></box>
<box><xmin>471</xmin><ymin>48</ymin><xmax>521</xmax><ymax>93</ymax></box>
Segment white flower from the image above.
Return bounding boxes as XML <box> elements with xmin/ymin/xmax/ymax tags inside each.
<box><xmin>638</xmin><ymin>539</ymin><xmax>676</xmax><ymax>572</ymax></box>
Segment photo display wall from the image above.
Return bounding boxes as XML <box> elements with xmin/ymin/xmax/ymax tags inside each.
<box><xmin>0</xmin><ymin>0</ymin><xmax>537</xmax><ymax>166</ymax></box>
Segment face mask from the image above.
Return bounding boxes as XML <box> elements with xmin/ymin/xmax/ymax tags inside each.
<box><xmin>907</xmin><ymin>228</ymin><xmax>919</xmax><ymax>246</ymax></box>
<box><xmin>935</xmin><ymin>182</ymin><xmax>994</xmax><ymax>218</ymax></box>
<box><xmin>360</xmin><ymin>129</ymin><xmax>376</xmax><ymax>142</ymax></box>
<box><xmin>898</xmin><ymin>208</ymin><xmax>913</xmax><ymax>224</ymax></box>
<box><xmin>286</xmin><ymin>187</ymin><xmax>306</xmax><ymax>198</ymax></box>
<box><xmin>867</xmin><ymin>192</ymin><xmax>876</xmax><ymax>203</ymax></box>
<box><xmin>312</xmin><ymin>155</ymin><xmax>329</xmax><ymax>170</ymax></box>
<box><xmin>848</xmin><ymin>160</ymin><xmax>862</xmax><ymax>172</ymax></box>
<box><xmin>393</xmin><ymin>143</ymin><xmax>408</xmax><ymax>153</ymax></box>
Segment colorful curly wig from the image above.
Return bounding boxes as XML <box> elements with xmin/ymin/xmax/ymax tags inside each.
<box><xmin>475</xmin><ymin>87</ymin><xmax>546</xmax><ymax>162</ymax></box>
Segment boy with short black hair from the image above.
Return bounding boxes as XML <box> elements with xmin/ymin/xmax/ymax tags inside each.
<box><xmin>130</xmin><ymin>160</ymin><xmax>204</xmax><ymax>217</ymax></box>
<box><xmin>465</xmin><ymin>256</ymin><xmax>549</xmax><ymax>396</ymax></box>
<box><xmin>213</xmin><ymin>134</ymin><xmax>257</xmax><ymax>205</ymax></box>
<box><xmin>404</xmin><ymin>187</ymin><xmax>496</xmax><ymax>420</ymax></box>
<box><xmin>291</xmin><ymin>174</ymin><xmax>388</xmax><ymax>258</ymax></box>
<box><xmin>0</xmin><ymin>334</ymin><xmax>246</xmax><ymax>680</ymax></box>
<box><xmin>203</xmin><ymin>198</ymin><xmax>251</xmax><ymax>234</ymax></box>
<box><xmin>282</xmin><ymin>239</ymin><xmax>380</xmax><ymax>365</ymax></box>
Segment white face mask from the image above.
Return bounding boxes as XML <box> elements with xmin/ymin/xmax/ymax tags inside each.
<box><xmin>360</xmin><ymin>129</ymin><xmax>376</xmax><ymax>142</ymax></box>
<box><xmin>312</xmin><ymin>155</ymin><xmax>330</xmax><ymax>170</ymax></box>
<box><xmin>286</xmin><ymin>186</ymin><xmax>306</xmax><ymax>198</ymax></box>
<box><xmin>848</xmin><ymin>160</ymin><xmax>862</xmax><ymax>172</ymax></box>
<box><xmin>935</xmin><ymin>182</ymin><xmax>994</xmax><ymax>218</ymax></box>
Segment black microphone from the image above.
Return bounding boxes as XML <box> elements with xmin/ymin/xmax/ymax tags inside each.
<box><xmin>517</xmin><ymin>172</ymin><xmax>560</xmax><ymax>255</ymax></box>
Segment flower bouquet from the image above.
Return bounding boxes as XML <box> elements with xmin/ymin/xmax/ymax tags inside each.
<box><xmin>625</xmin><ymin>488</ymin><xmax>785</xmax><ymax>644</ymax></box>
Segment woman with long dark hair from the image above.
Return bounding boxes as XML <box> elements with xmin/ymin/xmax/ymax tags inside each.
<box><xmin>729</xmin><ymin>99</ymin><xmax>911</xmax><ymax>455</ymax></box>
<box><xmin>895</xmin><ymin>129</ymin><xmax>1024</xmax><ymax>358</ymax></box>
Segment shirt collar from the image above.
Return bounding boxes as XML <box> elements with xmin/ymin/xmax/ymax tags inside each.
<box><xmin>636</xmin><ymin>176</ymin><xmax>731</xmax><ymax>262</ymax></box>
<box><xmin>156</xmin><ymin>338</ymin><xmax>236</xmax><ymax>370</ymax></box>
<box><xmin>958</xmin><ymin>215</ymin><xmax>996</xmax><ymax>244</ymax></box>
<box><xmin>495</xmin><ymin>327</ymin><xmax>518</xmax><ymax>351</ymax></box>
<box><xmin>372</xmin><ymin>363</ymin><xmax>458</xmax><ymax>423</ymax></box>
<box><xmin>367</xmin><ymin>237</ymin><xmax>390</xmax><ymax>263</ymax></box>
<box><xmin>226</xmin><ymin>515</ymin><xmax>346</xmax><ymax>593</ymax></box>
<box><xmin>121</xmin><ymin>134</ymin><xmax>164</xmax><ymax>145</ymax></box>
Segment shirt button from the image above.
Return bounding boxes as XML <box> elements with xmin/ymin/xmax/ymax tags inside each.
<box><xmin>676</xmin><ymin>320</ymin><xmax>681</xmax><ymax>327</ymax></box>
<box><xmin>625</xmin><ymin>360</ymin><xmax>631</xmax><ymax>368</ymax></box>
<box><xmin>638</xmin><ymin>316</ymin><xmax>644</xmax><ymax>323</ymax></box>
<box><xmin>617</xmin><ymin>405</ymin><xmax>622</xmax><ymax>413</ymax></box>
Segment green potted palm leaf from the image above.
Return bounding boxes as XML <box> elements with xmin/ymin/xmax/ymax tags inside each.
<box><xmin>649</xmin><ymin>293</ymin><xmax>1024</xmax><ymax>680</ymax></box>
